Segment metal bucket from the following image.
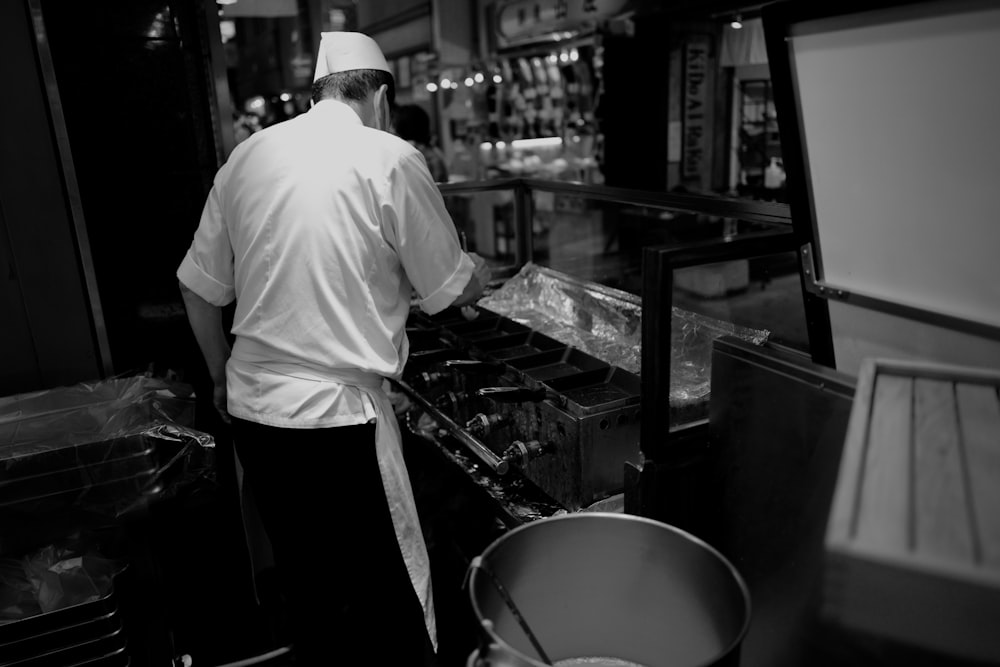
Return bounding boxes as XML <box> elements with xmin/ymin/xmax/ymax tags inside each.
<box><xmin>467</xmin><ymin>513</ymin><xmax>750</xmax><ymax>667</ymax></box>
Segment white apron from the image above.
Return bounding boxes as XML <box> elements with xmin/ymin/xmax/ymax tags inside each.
<box><xmin>233</xmin><ymin>365</ymin><xmax>437</xmax><ymax>651</ymax></box>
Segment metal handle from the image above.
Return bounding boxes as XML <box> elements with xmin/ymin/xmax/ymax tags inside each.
<box><xmin>467</xmin><ymin>557</ymin><xmax>553</xmax><ymax>666</ymax></box>
<box><xmin>477</xmin><ymin>386</ymin><xmax>547</xmax><ymax>403</ymax></box>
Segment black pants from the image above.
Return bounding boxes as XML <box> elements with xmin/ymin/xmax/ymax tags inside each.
<box><xmin>232</xmin><ymin>418</ymin><xmax>437</xmax><ymax>666</ymax></box>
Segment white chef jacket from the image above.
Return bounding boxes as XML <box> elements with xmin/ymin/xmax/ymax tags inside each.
<box><xmin>177</xmin><ymin>99</ymin><xmax>474</xmax><ymax>649</ymax></box>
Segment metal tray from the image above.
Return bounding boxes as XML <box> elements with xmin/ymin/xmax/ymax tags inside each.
<box><xmin>444</xmin><ymin>316</ymin><xmax>528</xmax><ymax>341</ymax></box>
<box><xmin>0</xmin><ymin>589</ymin><xmax>118</xmax><ymax>645</ymax></box>
<box><xmin>414</xmin><ymin>305</ymin><xmax>492</xmax><ymax>327</ymax></box>
<box><xmin>508</xmin><ymin>348</ymin><xmax>611</xmax><ymax>383</ymax></box>
<box><xmin>544</xmin><ymin>367</ymin><xmax>641</xmax><ymax>413</ymax></box>
<box><xmin>1</xmin><ymin>437</ymin><xmax>152</xmax><ymax>482</ymax></box>
<box><xmin>0</xmin><ymin>447</ymin><xmax>155</xmax><ymax>506</ymax></box>
<box><xmin>0</xmin><ymin>611</ymin><xmax>122</xmax><ymax>665</ymax></box>
<box><xmin>3</xmin><ymin>625</ymin><xmax>127</xmax><ymax>667</ymax></box>
<box><xmin>470</xmin><ymin>331</ymin><xmax>566</xmax><ymax>361</ymax></box>
<box><xmin>0</xmin><ymin>467</ymin><xmax>158</xmax><ymax>516</ymax></box>
<box><xmin>405</xmin><ymin>327</ymin><xmax>446</xmax><ymax>352</ymax></box>
<box><xmin>68</xmin><ymin>648</ymin><xmax>129</xmax><ymax>667</ymax></box>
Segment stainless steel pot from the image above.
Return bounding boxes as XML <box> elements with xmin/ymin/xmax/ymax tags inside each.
<box><xmin>467</xmin><ymin>513</ymin><xmax>750</xmax><ymax>667</ymax></box>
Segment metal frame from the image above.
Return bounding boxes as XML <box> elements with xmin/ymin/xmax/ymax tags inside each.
<box><xmin>640</xmin><ymin>228</ymin><xmax>800</xmax><ymax>458</ymax></box>
<box><xmin>439</xmin><ymin>177</ymin><xmax>797</xmax><ymax>273</ymax></box>
<box><xmin>440</xmin><ymin>177</ymin><xmax>794</xmax><ymax>225</ymax></box>
<box><xmin>799</xmin><ymin>243</ymin><xmax>1000</xmax><ymax>341</ymax></box>
<box><xmin>762</xmin><ymin>0</ymin><xmax>1000</xmax><ymax>354</ymax></box>
<box><xmin>27</xmin><ymin>0</ymin><xmax>113</xmax><ymax>377</ymax></box>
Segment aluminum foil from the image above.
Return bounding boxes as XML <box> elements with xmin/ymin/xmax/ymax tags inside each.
<box><xmin>477</xmin><ymin>263</ymin><xmax>770</xmax><ymax>411</ymax></box>
<box><xmin>478</xmin><ymin>264</ymin><xmax>643</xmax><ymax>374</ymax></box>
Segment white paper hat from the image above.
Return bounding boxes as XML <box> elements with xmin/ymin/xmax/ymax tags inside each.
<box><xmin>313</xmin><ymin>32</ymin><xmax>390</xmax><ymax>82</ymax></box>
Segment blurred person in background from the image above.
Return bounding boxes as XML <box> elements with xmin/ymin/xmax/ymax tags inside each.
<box><xmin>393</xmin><ymin>103</ymin><xmax>449</xmax><ymax>183</ymax></box>
<box><xmin>177</xmin><ymin>31</ymin><xmax>490</xmax><ymax>666</ymax></box>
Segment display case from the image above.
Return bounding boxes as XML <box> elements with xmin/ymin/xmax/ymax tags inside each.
<box><xmin>402</xmin><ymin>178</ymin><xmax>812</xmax><ymax>519</ymax></box>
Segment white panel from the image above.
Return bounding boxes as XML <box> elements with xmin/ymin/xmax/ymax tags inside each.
<box><xmin>790</xmin><ymin>5</ymin><xmax>1000</xmax><ymax>329</ymax></box>
<box><xmin>831</xmin><ymin>301</ymin><xmax>1000</xmax><ymax>377</ymax></box>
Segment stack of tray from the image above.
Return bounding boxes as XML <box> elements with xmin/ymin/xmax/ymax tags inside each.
<box><xmin>0</xmin><ymin>588</ymin><xmax>128</xmax><ymax>667</ymax></box>
<box><xmin>0</xmin><ymin>436</ymin><xmax>159</xmax><ymax>519</ymax></box>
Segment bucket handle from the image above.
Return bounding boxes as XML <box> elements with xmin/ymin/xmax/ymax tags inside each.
<box><xmin>466</xmin><ymin>556</ymin><xmax>554</xmax><ymax>666</ymax></box>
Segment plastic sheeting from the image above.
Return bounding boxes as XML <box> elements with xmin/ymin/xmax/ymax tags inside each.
<box><xmin>0</xmin><ymin>376</ymin><xmax>215</xmax><ymax>551</ymax></box>
<box><xmin>0</xmin><ymin>375</ymin><xmax>216</xmax><ymax>623</ymax></box>
<box><xmin>0</xmin><ymin>532</ymin><xmax>123</xmax><ymax>624</ymax></box>
<box><xmin>478</xmin><ymin>264</ymin><xmax>644</xmax><ymax>374</ymax></box>
<box><xmin>477</xmin><ymin>263</ymin><xmax>770</xmax><ymax>422</ymax></box>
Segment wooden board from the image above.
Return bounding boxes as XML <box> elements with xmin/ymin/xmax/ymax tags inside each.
<box><xmin>824</xmin><ymin>358</ymin><xmax>1000</xmax><ymax>663</ymax></box>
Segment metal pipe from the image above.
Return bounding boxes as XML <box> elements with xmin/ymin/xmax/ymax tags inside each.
<box><xmin>397</xmin><ymin>380</ymin><xmax>510</xmax><ymax>475</ymax></box>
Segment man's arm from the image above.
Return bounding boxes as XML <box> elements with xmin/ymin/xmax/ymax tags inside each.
<box><xmin>179</xmin><ymin>280</ymin><xmax>232</xmax><ymax>423</ymax></box>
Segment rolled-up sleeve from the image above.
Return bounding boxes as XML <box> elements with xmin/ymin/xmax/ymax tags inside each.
<box><xmin>177</xmin><ymin>182</ymin><xmax>236</xmax><ymax>306</ymax></box>
<box><xmin>384</xmin><ymin>153</ymin><xmax>474</xmax><ymax>315</ymax></box>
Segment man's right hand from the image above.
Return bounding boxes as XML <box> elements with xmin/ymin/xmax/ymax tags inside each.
<box><xmin>469</xmin><ymin>252</ymin><xmax>492</xmax><ymax>291</ymax></box>
<box><xmin>453</xmin><ymin>252</ymin><xmax>492</xmax><ymax>307</ymax></box>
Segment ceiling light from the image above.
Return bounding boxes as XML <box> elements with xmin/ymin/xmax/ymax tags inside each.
<box><xmin>730</xmin><ymin>15</ymin><xmax>743</xmax><ymax>29</ymax></box>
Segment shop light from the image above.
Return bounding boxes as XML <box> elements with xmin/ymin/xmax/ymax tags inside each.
<box><xmin>559</xmin><ymin>51</ymin><xmax>569</xmax><ymax>63</ymax></box>
<box><xmin>440</xmin><ymin>77</ymin><xmax>452</xmax><ymax>88</ymax></box>
<box><xmin>426</xmin><ymin>82</ymin><xmax>439</xmax><ymax>92</ymax></box>
<box><xmin>279</xmin><ymin>92</ymin><xmax>291</xmax><ymax>102</ymax></box>
<box><xmin>730</xmin><ymin>14</ymin><xmax>743</xmax><ymax>29</ymax></box>
<box><xmin>474</xmin><ymin>72</ymin><xmax>485</xmax><ymax>83</ymax></box>
<box><xmin>570</xmin><ymin>48</ymin><xmax>579</xmax><ymax>62</ymax></box>
<box><xmin>465</xmin><ymin>77</ymin><xmax>474</xmax><ymax>87</ymax></box>
<box><xmin>510</xmin><ymin>137</ymin><xmax>563</xmax><ymax>150</ymax></box>
<box><xmin>493</xmin><ymin>74</ymin><xmax>503</xmax><ymax>84</ymax></box>
<box><xmin>496</xmin><ymin>141</ymin><xmax>506</xmax><ymax>149</ymax></box>
<box><xmin>547</xmin><ymin>53</ymin><xmax>559</xmax><ymax>64</ymax></box>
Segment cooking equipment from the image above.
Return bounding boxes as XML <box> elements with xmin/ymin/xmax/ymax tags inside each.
<box><xmin>401</xmin><ymin>305</ymin><xmax>641</xmax><ymax>510</ymax></box>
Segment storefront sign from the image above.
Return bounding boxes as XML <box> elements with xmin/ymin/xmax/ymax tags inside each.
<box><xmin>682</xmin><ymin>37</ymin><xmax>710</xmax><ymax>181</ymax></box>
<box><xmin>495</xmin><ymin>0</ymin><xmax>632</xmax><ymax>41</ymax></box>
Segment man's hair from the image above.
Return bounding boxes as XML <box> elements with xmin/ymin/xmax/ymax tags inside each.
<box><xmin>311</xmin><ymin>70</ymin><xmax>395</xmax><ymax>107</ymax></box>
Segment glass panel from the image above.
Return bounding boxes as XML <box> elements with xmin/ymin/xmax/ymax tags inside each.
<box><xmin>671</xmin><ymin>251</ymin><xmax>809</xmax><ymax>355</ymax></box>
<box><xmin>735</xmin><ymin>79</ymin><xmax>785</xmax><ymax>201</ymax></box>
<box><xmin>441</xmin><ymin>188</ymin><xmax>517</xmax><ymax>269</ymax></box>
<box><xmin>530</xmin><ymin>188</ymin><xmax>790</xmax><ymax>297</ymax></box>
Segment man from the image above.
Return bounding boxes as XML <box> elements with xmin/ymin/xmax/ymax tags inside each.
<box><xmin>177</xmin><ymin>31</ymin><xmax>490</xmax><ymax>665</ymax></box>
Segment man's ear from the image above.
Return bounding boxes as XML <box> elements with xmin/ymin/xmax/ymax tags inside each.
<box><xmin>374</xmin><ymin>84</ymin><xmax>391</xmax><ymax>132</ymax></box>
